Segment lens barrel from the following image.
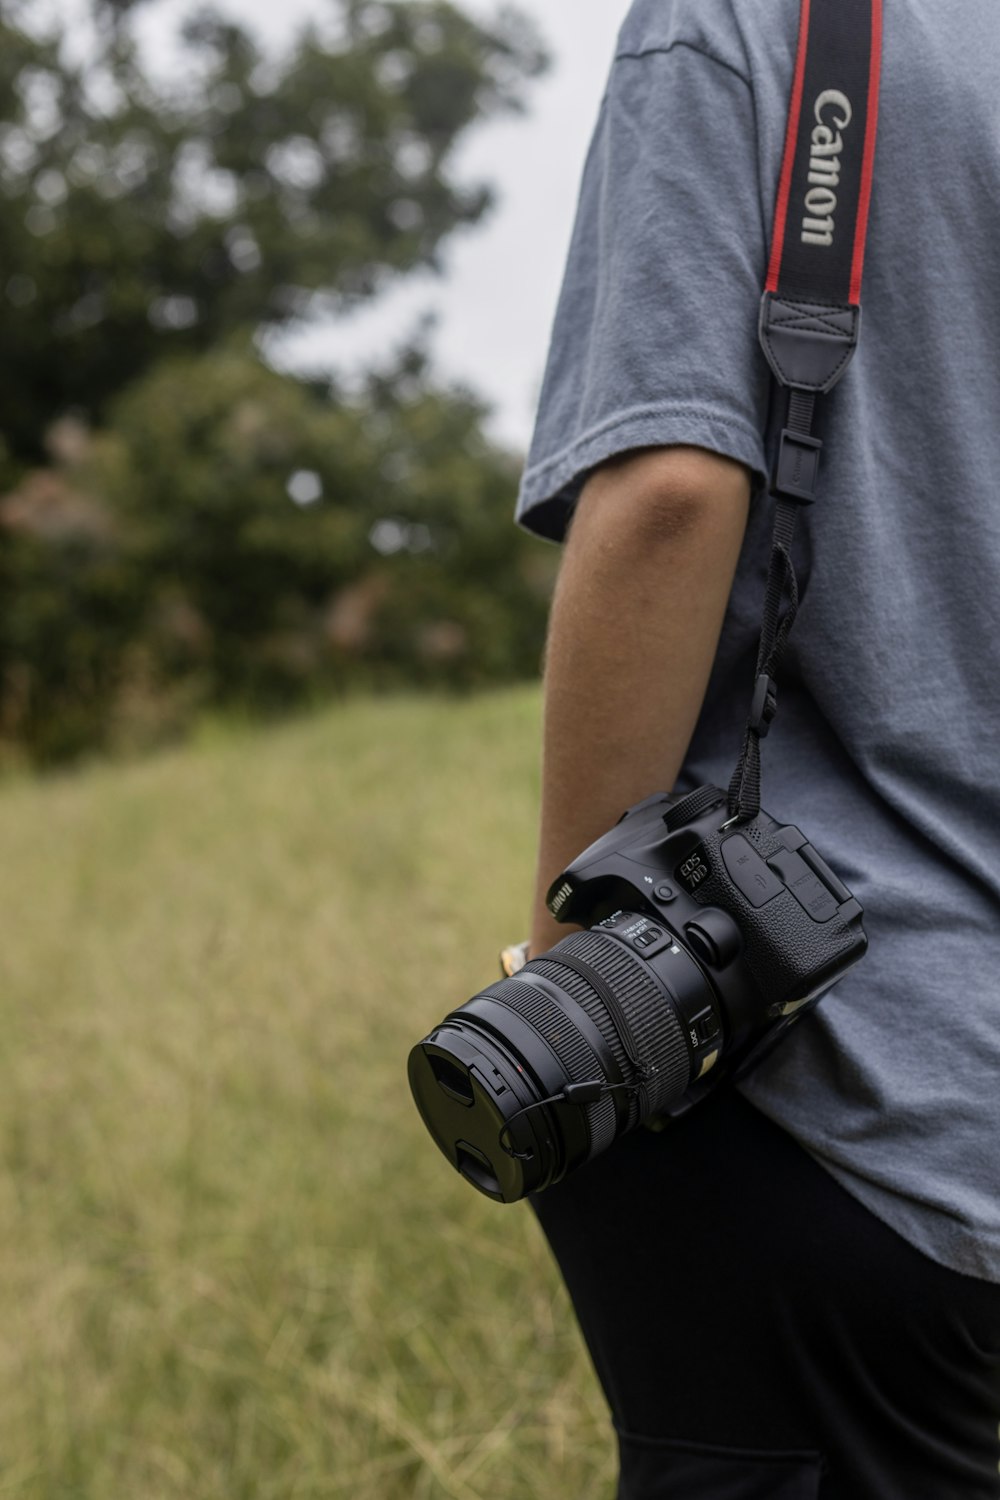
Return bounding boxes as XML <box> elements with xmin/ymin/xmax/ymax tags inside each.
<box><xmin>408</xmin><ymin>916</ymin><xmax>718</xmax><ymax>1202</ymax></box>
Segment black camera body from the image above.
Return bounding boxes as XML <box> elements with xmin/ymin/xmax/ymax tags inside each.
<box><xmin>407</xmin><ymin>783</ymin><xmax>866</xmax><ymax>1203</ymax></box>
<box><xmin>548</xmin><ymin>783</ymin><xmax>867</xmax><ymax>1104</ymax></box>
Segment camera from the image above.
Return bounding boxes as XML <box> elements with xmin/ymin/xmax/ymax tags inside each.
<box><xmin>407</xmin><ymin>782</ymin><xmax>867</xmax><ymax>1203</ymax></box>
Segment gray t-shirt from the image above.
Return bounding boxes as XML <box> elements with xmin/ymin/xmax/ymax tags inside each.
<box><xmin>517</xmin><ymin>0</ymin><xmax>1000</xmax><ymax>1283</ymax></box>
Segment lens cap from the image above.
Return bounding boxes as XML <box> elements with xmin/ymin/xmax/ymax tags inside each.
<box><xmin>407</xmin><ymin>1035</ymin><xmax>540</xmax><ymax>1203</ymax></box>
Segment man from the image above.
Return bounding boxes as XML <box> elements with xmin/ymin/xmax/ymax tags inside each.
<box><xmin>516</xmin><ymin>1</ymin><xmax>1000</xmax><ymax>1494</ymax></box>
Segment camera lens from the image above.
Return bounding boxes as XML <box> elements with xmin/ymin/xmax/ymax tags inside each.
<box><xmin>408</xmin><ymin>918</ymin><xmax>718</xmax><ymax>1202</ymax></box>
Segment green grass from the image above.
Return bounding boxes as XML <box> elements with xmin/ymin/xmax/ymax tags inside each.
<box><xmin>0</xmin><ymin>688</ymin><xmax>615</xmax><ymax>1499</ymax></box>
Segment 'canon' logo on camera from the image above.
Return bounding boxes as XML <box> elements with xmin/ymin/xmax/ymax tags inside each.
<box><xmin>801</xmin><ymin>90</ymin><xmax>853</xmax><ymax>248</ymax></box>
<box><xmin>549</xmin><ymin>880</ymin><xmax>573</xmax><ymax>914</ymax></box>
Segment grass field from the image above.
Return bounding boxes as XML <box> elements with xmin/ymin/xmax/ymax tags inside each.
<box><xmin>0</xmin><ymin>688</ymin><xmax>616</xmax><ymax>1499</ymax></box>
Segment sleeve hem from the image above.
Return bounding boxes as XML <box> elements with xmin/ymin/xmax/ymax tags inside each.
<box><xmin>515</xmin><ymin>403</ymin><xmax>770</xmax><ymax>543</ymax></box>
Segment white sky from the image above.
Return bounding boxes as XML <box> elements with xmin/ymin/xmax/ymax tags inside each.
<box><xmin>128</xmin><ymin>0</ymin><xmax>632</xmax><ymax>453</ymax></box>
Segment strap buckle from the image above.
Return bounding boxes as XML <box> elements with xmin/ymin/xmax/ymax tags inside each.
<box><xmin>748</xmin><ymin>673</ymin><xmax>778</xmax><ymax>738</ymax></box>
<box><xmin>773</xmin><ymin>427</ymin><xmax>823</xmax><ymax>503</ymax></box>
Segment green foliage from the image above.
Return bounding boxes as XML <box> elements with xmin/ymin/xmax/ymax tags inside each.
<box><xmin>0</xmin><ymin>0</ymin><xmax>546</xmax><ymax>460</ymax></box>
<box><xmin>0</xmin><ymin>0</ymin><xmax>555</xmax><ymax>764</ymax></box>
<box><xmin>0</xmin><ymin>343</ymin><xmax>555</xmax><ymax>762</ymax></box>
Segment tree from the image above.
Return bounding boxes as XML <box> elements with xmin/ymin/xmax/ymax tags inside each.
<box><xmin>0</xmin><ymin>0</ymin><xmax>547</xmax><ymax>460</ymax></box>
<box><xmin>0</xmin><ymin>0</ymin><xmax>555</xmax><ymax>763</ymax></box>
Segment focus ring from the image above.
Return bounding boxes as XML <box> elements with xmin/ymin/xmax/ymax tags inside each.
<box><xmin>481</xmin><ymin>976</ymin><xmax>617</xmax><ymax>1156</ymax></box>
<box><xmin>550</xmin><ymin>931</ymin><xmax>691</xmax><ymax>1118</ymax></box>
<box><xmin>532</xmin><ymin>956</ymin><xmax>630</xmax><ymax>1078</ymax></box>
<box><xmin>532</xmin><ymin>955</ymin><xmax>636</xmax><ymax>1126</ymax></box>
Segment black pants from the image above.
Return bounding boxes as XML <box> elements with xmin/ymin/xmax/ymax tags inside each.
<box><xmin>531</xmin><ymin>1088</ymin><xmax>1000</xmax><ymax>1499</ymax></box>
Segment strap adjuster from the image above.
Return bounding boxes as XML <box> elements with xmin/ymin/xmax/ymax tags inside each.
<box><xmin>773</xmin><ymin>427</ymin><xmax>823</xmax><ymax>503</ymax></box>
<box><xmin>749</xmin><ymin>673</ymin><xmax>778</xmax><ymax>737</ymax></box>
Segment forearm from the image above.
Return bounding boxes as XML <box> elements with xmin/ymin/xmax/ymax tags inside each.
<box><xmin>529</xmin><ymin>447</ymin><xmax>751</xmax><ymax>957</ymax></box>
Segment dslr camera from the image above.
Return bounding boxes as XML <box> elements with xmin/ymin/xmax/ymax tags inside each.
<box><xmin>408</xmin><ymin>782</ymin><xmax>866</xmax><ymax>1202</ymax></box>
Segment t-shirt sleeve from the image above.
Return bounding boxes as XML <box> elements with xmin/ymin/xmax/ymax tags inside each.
<box><xmin>516</xmin><ymin>43</ymin><xmax>772</xmax><ymax>542</ymax></box>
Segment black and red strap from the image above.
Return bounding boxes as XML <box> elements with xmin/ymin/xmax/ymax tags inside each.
<box><xmin>766</xmin><ymin>0</ymin><xmax>882</xmax><ymax>309</ymax></box>
<box><xmin>727</xmin><ymin>0</ymin><xmax>883</xmax><ymax>826</ymax></box>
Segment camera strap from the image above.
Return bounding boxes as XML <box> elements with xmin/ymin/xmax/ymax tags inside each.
<box><xmin>727</xmin><ymin>0</ymin><xmax>883</xmax><ymax>824</ymax></box>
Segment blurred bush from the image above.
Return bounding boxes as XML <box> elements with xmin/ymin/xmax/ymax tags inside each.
<box><xmin>0</xmin><ymin>0</ymin><xmax>556</xmax><ymax>763</ymax></box>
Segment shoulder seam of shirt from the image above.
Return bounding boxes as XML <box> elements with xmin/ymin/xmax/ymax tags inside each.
<box><xmin>613</xmin><ymin>40</ymin><xmax>752</xmax><ymax>91</ymax></box>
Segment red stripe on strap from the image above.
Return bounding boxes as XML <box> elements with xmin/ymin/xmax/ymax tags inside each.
<box><xmin>765</xmin><ymin>0</ymin><xmax>812</xmax><ymax>294</ymax></box>
<box><xmin>849</xmin><ymin>0</ymin><xmax>882</xmax><ymax>304</ymax></box>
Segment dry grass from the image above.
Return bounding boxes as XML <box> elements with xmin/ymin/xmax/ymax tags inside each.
<box><xmin>0</xmin><ymin>688</ymin><xmax>615</xmax><ymax>1498</ymax></box>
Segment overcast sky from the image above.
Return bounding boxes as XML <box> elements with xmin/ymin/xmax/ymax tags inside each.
<box><xmin>131</xmin><ymin>0</ymin><xmax>633</xmax><ymax>453</ymax></box>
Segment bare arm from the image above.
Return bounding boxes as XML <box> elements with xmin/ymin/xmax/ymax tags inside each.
<box><xmin>528</xmin><ymin>445</ymin><xmax>752</xmax><ymax>957</ymax></box>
